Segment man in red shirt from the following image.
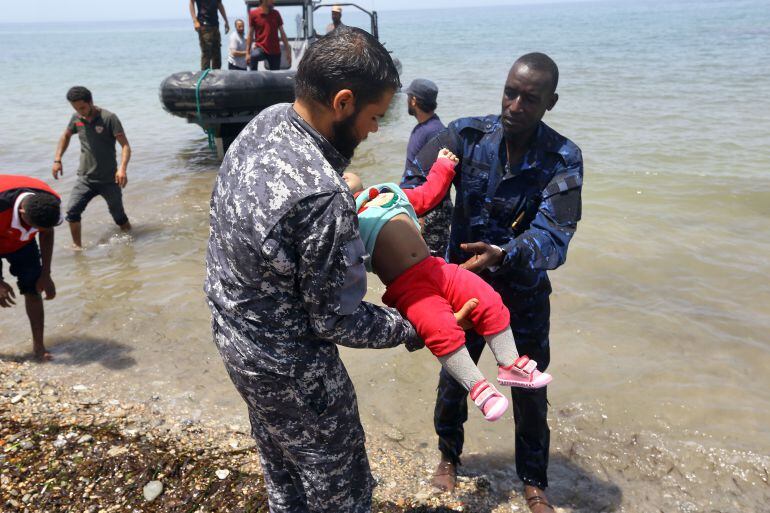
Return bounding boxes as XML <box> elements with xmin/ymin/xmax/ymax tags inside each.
<box><xmin>246</xmin><ymin>0</ymin><xmax>292</xmax><ymax>71</ymax></box>
<box><xmin>0</xmin><ymin>175</ymin><xmax>61</xmax><ymax>362</ymax></box>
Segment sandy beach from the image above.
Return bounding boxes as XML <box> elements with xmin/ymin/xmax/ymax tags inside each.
<box><xmin>3</xmin><ymin>357</ymin><xmax>768</xmax><ymax>512</ymax></box>
<box><xmin>1</xmin><ymin>358</ymin><xmax>551</xmax><ymax>513</ymax></box>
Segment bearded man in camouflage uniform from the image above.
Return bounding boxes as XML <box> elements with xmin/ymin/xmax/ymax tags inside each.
<box><xmin>205</xmin><ymin>27</ymin><xmax>476</xmax><ymax>512</ymax></box>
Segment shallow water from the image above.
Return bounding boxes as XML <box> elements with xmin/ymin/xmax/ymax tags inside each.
<box><xmin>1</xmin><ymin>0</ymin><xmax>769</xmax><ymax>510</ymax></box>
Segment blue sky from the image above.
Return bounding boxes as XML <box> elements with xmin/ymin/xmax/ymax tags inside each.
<box><xmin>4</xmin><ymin>0</ymin><xmax>590</xmax><ymax>23</ymax></box>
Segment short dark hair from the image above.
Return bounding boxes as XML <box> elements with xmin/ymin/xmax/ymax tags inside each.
<box><xmin>66</xmin><ymin>86</ymin><xmax>92</xmax><ymax>103</ymax></box>
<box><xmin>22</xmin><ymin>194</ymin><xmax>61</xmax><ymax>228</ymax></box>
<box><xmin>412</xmin><ymin>94</ymin><xmax>437</xmax><ymax>113</ymax></box>
<box><xmin>295</xmin><ymin>26</ymin><xmax>401</xmax><ymax>108</ymax></box>
<box><xmin>514</xmin><ymin>52</ymin><xmax>559</xmax><ymax>93</ymax></box>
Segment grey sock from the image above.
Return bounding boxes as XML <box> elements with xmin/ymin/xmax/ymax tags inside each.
<box><xmin>485</xmin><ymin>326</ymin><xmax>519</xmax><ymax>367</ymax></box>
<box><xmin>438</xmin><ymin>345</ymin><xmax>486</xmax><ymax>392</ymax></box>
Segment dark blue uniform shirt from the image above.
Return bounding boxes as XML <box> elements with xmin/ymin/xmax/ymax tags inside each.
<box><xmin>401</xmin><ymin>114</ymin><xmax>445</xmax><ymax>187</ymax></box>
<box><xmin>407</xmin><ymin>115</ymin><xmax>583</xmax><ymax>295</ymax></box>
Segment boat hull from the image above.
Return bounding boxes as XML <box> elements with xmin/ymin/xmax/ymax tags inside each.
<box><xmin>159</xmin><ymin>69</ymin><xmax>296</xmax><ymax>119</ymax></box>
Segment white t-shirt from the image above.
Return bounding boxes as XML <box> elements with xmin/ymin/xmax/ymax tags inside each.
<box><xmin>325</xmin><ymin>22</ymin><xmax>344</xmax><ymax>35</ymax></box>
<box><xmin>228</xmin><ymin>31</ymin><xmax>247</xmax><ymax>68</ymax></box>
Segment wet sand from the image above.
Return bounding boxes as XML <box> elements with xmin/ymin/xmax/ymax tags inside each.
<box><xmin>3</xmin><ymin>354</ymin><xmax>768</xmax><ymax>512</ymax></box>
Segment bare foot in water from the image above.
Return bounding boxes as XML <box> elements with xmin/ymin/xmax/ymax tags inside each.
<box><xmin>71</xmin><ymin>243</ymin><xmax>84</xmax><ymax>251</ymax></box>
<box><xmin>34</xmin><ymin>351</ymin><xmax>54</xmax><ymax>363</ymax></box>
<box><xmin>34</xmin><ymin>347</ymin><xmax>53</xmax><ymax>363</ymax></box>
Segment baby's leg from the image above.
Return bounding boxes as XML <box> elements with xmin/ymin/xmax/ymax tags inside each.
<box><xmin>437</xmin><ymin>345</ymin><xmax>485</xmax><ymax>392</ymax></box>
<box><xmin>438</xmin><ymin>345</ymin><xmax>508</xmax><ymax>422</ymax></box>
<box><xmin>440</xmin><ymin>263</ymin><xmax>518</xmax><ymax>366</ymax></box>
<box><xmin>390</xmin><ymin>283</ymin><xmax>469</xmax><ymax>359</ymax></box>
<box><xmin>485</xmin><ymin>326</ymin><xmax>519</xmax><ymax>367</ymax></box>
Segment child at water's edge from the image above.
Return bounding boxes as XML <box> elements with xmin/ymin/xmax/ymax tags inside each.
<box><xmin>343</xmin><ymin>148</ymin><xmax>552</xmax><ymax>421</ymax></box>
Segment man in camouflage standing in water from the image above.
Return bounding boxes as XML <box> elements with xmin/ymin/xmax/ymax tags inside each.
<box><xmin>205</xmin><ymin>27</ymin><xmax>476</xmax><ymax>512</ymax></box>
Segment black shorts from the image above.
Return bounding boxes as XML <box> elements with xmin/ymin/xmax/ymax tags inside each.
<box><xmin>0</xmin><ymin>240</ymin><xmax>42</xmax><ymax>295</ymax></box>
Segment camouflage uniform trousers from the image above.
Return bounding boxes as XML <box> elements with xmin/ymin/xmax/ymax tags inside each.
<box><xmin>420</xmin><ymin>194</ymin><xmax>453</xmax><ymax>258</ymax></box>
<box><xmin>198</xmin><ymin>26</ymin><xmax>222</xmax><ymax>70</ymax></box>
<box><xmin>213</xmin><ymin>321</ymin><xmax>375</xmax><ymax>513</ymax></box>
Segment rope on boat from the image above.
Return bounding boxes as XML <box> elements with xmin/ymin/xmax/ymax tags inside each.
<box><xmin>195</xmin><ymin>68</ymin><xmax>216</xmax><ymax>152</ymax></box>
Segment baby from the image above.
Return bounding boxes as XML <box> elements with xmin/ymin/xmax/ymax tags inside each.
<box><xmin>343</xmin><ymin>149</ymin><xmax>551</xmax><ymax>421</ymax></box>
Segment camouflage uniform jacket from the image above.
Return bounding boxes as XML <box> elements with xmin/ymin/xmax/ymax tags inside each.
<box><xmin>205</xmin><ymin>103</ymin><xmax>416</xmax><ymax>380</ymax></box>
<box><xmin>408</xmin><ymin>116</ymin><xmax>583</xmax><ymax>296</ymax></box>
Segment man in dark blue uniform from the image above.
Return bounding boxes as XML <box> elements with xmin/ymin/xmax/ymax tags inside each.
<box><xmin>400</xmin><ymin>78</ymin><xmax>452</xmax><ymax>258</ymax></box>
<box><xmin>407</xmin><ymin>53</ymin><xmax>583</xmax><ymax>512</ymax></box>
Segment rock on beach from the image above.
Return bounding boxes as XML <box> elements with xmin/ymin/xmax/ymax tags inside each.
<box><xmin>143</xmin><ymin>480</ymin><xmax>164</xmax><ymax>502</ymax></box>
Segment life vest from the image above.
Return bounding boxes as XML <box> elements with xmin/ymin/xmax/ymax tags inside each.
<box><xmin>0</xmin><ymin>175</ymin><xmax>60</xmax><ymax>255</ymax></box>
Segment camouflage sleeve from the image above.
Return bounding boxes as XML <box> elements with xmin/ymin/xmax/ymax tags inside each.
<box><xmin>290</xmin><ymin>192</ymin><xmax>417</xmax><ymax>349</ymax></box>
<box><xmin>402</xmin><ymin>124</ymin><xmax>462</xmax><ymax>189</ymax></box>
<box><xmin>498</xmin><ymin>158</ymin><xmax>583</xmax><ymax>271</ymax></box>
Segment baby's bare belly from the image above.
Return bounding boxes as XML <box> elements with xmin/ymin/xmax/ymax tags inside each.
<box><xmin>371</xmin><ymin>214</ymin><xmax>431</xmax><ymax>285</ymax></box>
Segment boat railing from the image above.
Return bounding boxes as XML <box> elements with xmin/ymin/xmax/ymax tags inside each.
<box><xmin>242</xmin><ymin>1</ymin><xmax>379</xmax><ymax>41</ymax></box>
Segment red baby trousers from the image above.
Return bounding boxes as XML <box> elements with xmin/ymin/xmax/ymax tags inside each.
<box><xmin>382</xmin><ymin>256</ymin><xmax>510</xmax><ymax>357</ymax></box>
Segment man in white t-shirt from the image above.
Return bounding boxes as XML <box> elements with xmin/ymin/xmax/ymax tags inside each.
<box><xmin>228</xmin><ymin>19</ymin><xmax>247</xmax><ymax>70</ymax></box>
<box><xmin>325</xmin><ymin>5</ymin><xmax>344</xmax><ymax>34</ymax></box>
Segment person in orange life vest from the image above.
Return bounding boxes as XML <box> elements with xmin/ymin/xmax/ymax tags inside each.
<box><xmin>0</xmin><ymin>175</ymin><xmax>62</xmax><ymax>362</ymax></box>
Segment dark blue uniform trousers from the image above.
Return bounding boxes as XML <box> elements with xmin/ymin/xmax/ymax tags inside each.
<box><xmin>434</xmin><ymin>289</ymin><xmax>551</xmax><ymax>489</ymax></box>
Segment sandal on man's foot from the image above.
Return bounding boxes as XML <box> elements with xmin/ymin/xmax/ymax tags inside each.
<box><xmin>431</xmin><ymin>458</ymin><xmax>457</xmax><ymax>492</ymax></box>
<box><xmin>524</xmin><ymin>485</ymin><xmax>555</xmax><ymax>513</ymax></box>
<box><xmin>469</xmin><ymin>379</ymin><xmax>508</xmax><ymax>421</ymax></box>
<box><xmin>498</xmin><ymin>355</ymin><xmax>552</xmax><ymax>389</ymax></box>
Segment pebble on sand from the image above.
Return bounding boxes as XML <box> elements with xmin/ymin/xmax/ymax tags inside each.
<box><xmin>143</xmin><ymin>480</ymin><xmax>164</xmax><ymax>502</ymax></box>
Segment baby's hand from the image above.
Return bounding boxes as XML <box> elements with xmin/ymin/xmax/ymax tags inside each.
<box><xmin>438</xmin><ymin>148</ymin><xmax>459</xmax><ymax>164</ymax></box>
<box><xmin>342</xmin><ymin>172</ymin><xmax>363</xmax><ymax>193</ymax></box>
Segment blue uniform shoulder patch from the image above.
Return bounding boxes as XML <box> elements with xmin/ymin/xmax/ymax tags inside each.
<box><xmin>451</xmin><ymin>115</ymin><xmax>499</xmax><ymax>135</ymax></box>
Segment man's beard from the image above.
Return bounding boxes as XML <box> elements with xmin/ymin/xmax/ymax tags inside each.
<box><xmin>330</xmin><ymin>111</ymin><xmax>361</xmax><ymax>160</ymax></box>
<box><xmin>407</xmin><ymin>104</ymin><xmax>415</xmax><ymax>116</ymax></box>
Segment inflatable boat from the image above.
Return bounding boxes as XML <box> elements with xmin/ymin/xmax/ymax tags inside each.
<box><xmin>160</xmin><ymin>70</ymin><xmax>296</xmax><ymax>117</ymax></box>
<box><xmin>160</xmin><ymin>0</ymin><xmax>399</xmax><ymax>158</ymax></box>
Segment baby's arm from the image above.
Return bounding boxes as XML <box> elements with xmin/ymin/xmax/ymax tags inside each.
<box><xmin>403</xmin><ymin>149</ymin><xmax>458</xmax><ymax>216</ymax></box>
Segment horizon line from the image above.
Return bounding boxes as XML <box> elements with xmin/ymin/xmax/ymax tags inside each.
<box><xmin>0</xmin><ymin>0</ymin><xmax>601</xmax><ymax>25</ymax></box>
